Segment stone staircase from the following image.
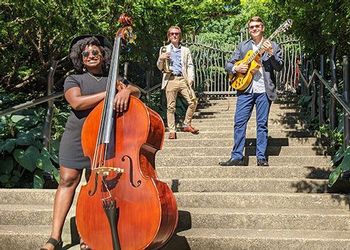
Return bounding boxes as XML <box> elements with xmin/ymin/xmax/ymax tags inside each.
<box><xmin>1</xmin><ymin>96</ymin><xmax>350</xmax><ymax>249</ymax></box>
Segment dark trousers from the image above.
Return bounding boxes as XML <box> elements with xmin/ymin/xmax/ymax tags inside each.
<box><xmin>231</xmin><ymin>92</ymin><xmax>271</xmax><ymax>160</ymax></box>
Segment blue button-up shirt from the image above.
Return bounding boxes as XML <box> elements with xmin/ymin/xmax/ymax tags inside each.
<box><xmin>170</xmin><ymin>44</ymin><xmax>182</xmax><ymax>75</ymax></box>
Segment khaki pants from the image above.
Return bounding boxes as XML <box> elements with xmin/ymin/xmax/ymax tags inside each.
<box><xmin>165</xmin><ymin>76</ymin><xmax>197</xmax><ymax>132</ymax></box>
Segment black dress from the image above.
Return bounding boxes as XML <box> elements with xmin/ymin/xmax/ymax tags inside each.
<box><xmin>59</xmin><ymin>73</ymin><xmax>107</xmax><ymax>169</ymax></box>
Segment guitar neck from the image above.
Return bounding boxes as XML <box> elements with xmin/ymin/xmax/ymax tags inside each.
<box><xmin>247</xmin><ymin>30</ymin><xmax>280</xmax><ymax>64</ymax></box>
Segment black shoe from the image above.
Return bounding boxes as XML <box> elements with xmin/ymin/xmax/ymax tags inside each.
<box><xmin>219</xmin><ymin>158</ymin><xmax>245</xmax><ymax>166</ymax></box>
<box><xmin>257</xmin><ymin>159</ymin><xmax>269</xmax><ymax>167</ymax></box>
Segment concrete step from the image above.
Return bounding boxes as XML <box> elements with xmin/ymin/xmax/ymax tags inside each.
<box><xmin>156</xmin><ymin>155</ymin><xmax>330</xmax><ymax>167</ymax></box>
<box><xmin>156</xmin><ymin>166</ymin><xmax>331</xmax><ymax>179</ymax></box>
<box><xmin>0</xmin><ymin>204</ymin><xmax>75</xmax><ymax>226</ymax></box>
<box><xmin>160</xmin><ymin>146</ymin><xmax>327</xmax><ymax>156</ymax></box>
<box><xmin>0</xmin><ymin>189</ymin><xmax>55</xmax><ymax>205</ymax></box>
<box><xmin>162</xmin><ymin>178</ymin><xmax>328</xmax><ymax>193</ymax></box>
<box><xmin>200</xmin><ymin>102</ymin><xmax>301</xmax><ymax>110</ymax></box>
<box><xmin>174</xmin><ymin>192</ymin><xmax>350</xmax><ymax>210</ymax></box>
<box><xmin>0</xmin><ymin>225</ymin><xmax>77</xmax><ymax>250</ymax></box>
<box><xmin>176</xmin><ymin>207</ymin><xmax>350</xmax><ymax>231</ymax></box>
<box><xmin>191</xmin><ymin>124</ymin><xmax>306</xmax><ymax>131</ymax></box>
<box><xmin>163</xmin><ymin>228</ymin><xmax>350</xmax><ymax>250</ymax></box>
<box><xmin>192</xmin><ymin>113</ymin><xmax>303</xmax><ymax>121</ymax></box>
<box><xmin>191</xmin><ymin>118</ymin><xmax>306</xmax><ymax>127</ymax></box>
<box><xmin>195</xmin><ymin>108</ymin><xmax>301</xmax><ymax>115</ymax></box>
<box><xmin>163</xmin><ymin>137</ymin><xmax>322</xmax><ymax>147</ymax></box>
<box><xmin>166</xmin><ymin>130</ymin><xmax>314</xmax><ymax>139</ymax></box>
<box><xmin>195</xmin><ymin>109</ymin><xmax>301</xmax><ymax>116</ymax></box>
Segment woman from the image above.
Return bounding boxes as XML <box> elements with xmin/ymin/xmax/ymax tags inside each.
<box><xmin>41</xmin><ymin>35</ymin><xmax>140</xmax><ymax>250</ymax></box>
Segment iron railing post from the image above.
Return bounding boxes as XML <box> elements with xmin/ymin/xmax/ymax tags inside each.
<box><xmin>310</xmin><ymin>61</ymin><xmax>316</xmax><ymax>118</ymax></box>
<box><xmin>146</xmin><ymin>70</ymin><xmax>151</xmax><ymax>101</ymax></box>
<box><xmin>319</xmin><ymin>55</ymin><xmax>325</xmax><ymax>125</ymax></box>
<box><xmin>343</xmin><ymin>56</ymin><xmax>350</xmax><ymax>147</ymax></box>
<box><xmin>42</xmin><ymin>60</ymin><xmax>58</xmax><ymax>149</ymax></box>
<box><xmin>330</xmin><ymin>46</ymin><xmax>337</xmax><ymax>130</ymax></box>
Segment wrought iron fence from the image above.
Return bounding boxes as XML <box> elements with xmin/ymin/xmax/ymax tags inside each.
<box><xmin>184</xmin><ymin>32</ymin><xmax>301</xmax><ymax>95</ymax></box>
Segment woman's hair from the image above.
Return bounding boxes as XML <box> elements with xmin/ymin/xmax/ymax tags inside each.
<box><xmin>69</xmin><ymin>36</ymin><xmax>112</xmax><ymax>73</ymax></box>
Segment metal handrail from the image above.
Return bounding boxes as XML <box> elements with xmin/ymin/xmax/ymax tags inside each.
<box><xmin>300</xmin><ymin>70</ymin><xmax>350</xmax><ymax>116</ymax></box>
<box><xmin>299</xmin><ymin>54</ymin><xmax>350</xmax><ymax>147</ymax></box>
<box><xmin>0</xmin><ymin>81</ymin><xmax>161</xmax><ymax>117</ymax></box>
<box><xmin>0</xmin><ymin>92</ymin><xmax>64</xmax><ymax>116</ymax></box>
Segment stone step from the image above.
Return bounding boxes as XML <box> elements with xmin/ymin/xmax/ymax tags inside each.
<box><xmin>163</xmin><ymin>228</ymin><xmax>350</xmax><ymax>250</ymax></box>
<box><xmin>162</xmin><ymin>178</ymin><xmax>328</xmax><ymax>193</ymax></box>
<box><xmin>2</xmin><ymin>217</ymin><xmax>350</xmax><ymax>250</ymax></box>
<box><xmin>192</xmin><ymin>114</ymin><xmax>302</xmax><ymax>121</ymax></box>
<box><xmin>163</xmin><ymin>137</ymin><xmax>322</xmax><ymax>147</ymax></box>
<box><xmin>0</xmin><ymin>204</ymin><xmax>75</xmax><ymax>226</ymax></box>
<box><xmin>192</xmin><ymin>118</ymin><xmax>305</xmax><ymax>127</ymax></box>
<box><xmin>156</xmin><ymin>166</ymin><xmax>331</xmax><ymax>179</ymax></box>
<box><xmin>190</xmin><ymin>123</ymin><xmax>306</xmax><ymax>131</ymax></box>
<box><xmin>160</xmin><ymin>146</ymin><xmax>326</xmax><ymax>156</ymax></box>
<box><xmin>0</xmin><ymin>189</ymin><xmax>55</xmax><ymax>205</ymax></box>
<box><xmin>1</xmin><ymin>186</ymin><xmax>343</xmax><ymax>210</ymax></box>
<box><xmin>200</xmin><ymin>103</ymin><xmax>301</xmax><ymax>111</ymax></box>
<box><xmin>156</xmin><ymin>155</ymin><xmax>330</xmax><ymax>167</ymax></box>
<box><xmin>176</xmin><ymin>207</ymin><xmax>350</xmax><ymax>231</ymax></box>
<box><xmin>199</xmin><ymin>104</ymin><xmax>301</xmax><ymax>111</ymax></box>
<box><xmin>190</xmin><ymin>123</ymin><xmax>306</xmax><ymax>130</ymax></box>
<box><xmin>196</xmin><ymin>107</ymin><xmax>301</xmax><ymax>115</ymax></box>
<box><xmin>174</xmin><ymin>192</ymin><xmax>350</xmax><ymax>210</ymax></box>
<box><xmin>0</xmin><ymin>225</ymin><xmax>77</xmax><ymax>250</ymax></box>
<box><xmin>166</xmin><ymin>130</ymin><xmax>314</xmax><ymax>139</ymax></box>
<box><xmin>195</xmin><ymin>108</ymin><xmax>300</xmax><ymax>115</ymax></box>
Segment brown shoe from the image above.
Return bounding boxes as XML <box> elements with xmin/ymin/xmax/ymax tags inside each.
<box><xmin>183</xmin><ymin>125</ymin><xmax>199</xmax><ymax>134</ymax></box>
<box><xmin>169</xmin><ymin>132</ymin><xmax>177</xmax><ymax>139</ymax></box>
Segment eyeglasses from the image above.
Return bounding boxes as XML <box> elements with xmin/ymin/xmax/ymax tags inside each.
<box><xmin>169</xmin><ymin>32</ymin><xmax>180</xmax><ymax>36</ymax></box>
<box><xmin>249</xmin><ymin>24</ymin><xmax>262</xmax><ymax>29</ymax></box>
<box><xmin>81</xmin><ymin>49</ymin><xmax>101</xmax><ymax>58</ymax></box>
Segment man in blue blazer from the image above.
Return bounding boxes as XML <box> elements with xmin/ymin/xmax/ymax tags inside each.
<box><xmin>219</xmin><ymin>16</ymin><xmax>283</xmax><ymax>167</ymax></box>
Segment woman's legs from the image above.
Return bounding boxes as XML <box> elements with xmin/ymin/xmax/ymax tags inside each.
<box><xmin>42</xmin><ymin>166</ymin><xmax>82</xmax><ymax>249</ymax></box>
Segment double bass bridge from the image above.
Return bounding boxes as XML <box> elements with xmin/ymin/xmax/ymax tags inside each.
<box><xmin>88</xmin><ymin>167</ymin><xmax>124</xmax><ymax>196</ymax></box>
<box><xmin>96</xmin><ymin>166</ymin><xmax>124</xmax><ymax>177</ymax></box>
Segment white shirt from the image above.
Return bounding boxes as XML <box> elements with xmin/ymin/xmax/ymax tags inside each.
<box><xmin>250</xmin><ymin>42</ymin><xmax>265</xmax><ymax>94</ymax></box>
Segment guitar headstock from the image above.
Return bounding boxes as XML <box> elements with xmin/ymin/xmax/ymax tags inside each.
<box><xmin>278</xmin><ymin>19</ymin><xmax>293</xmax><ymax>33</ymax></box>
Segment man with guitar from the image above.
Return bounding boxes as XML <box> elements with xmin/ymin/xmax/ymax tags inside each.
<box><xmin>219</xmin><ymin>16</ymin><xmax>283</xmax><ymax>167</ymax></box>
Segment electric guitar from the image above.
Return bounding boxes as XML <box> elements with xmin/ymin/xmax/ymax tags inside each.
<box><xmin>228</xmin><ymin>19</ymin><xmax>293</xmax><ymax>91</ymax></box>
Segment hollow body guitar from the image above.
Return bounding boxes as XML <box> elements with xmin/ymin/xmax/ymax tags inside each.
<box><xmin>228</xmin><ymin>19</ymin><xmax>293</xmax><ymax>91</ymax></box>
<box><xmin>229</xmin><ymin>52</ymin><xmax>261</xmax><ymax>91</ymax></box>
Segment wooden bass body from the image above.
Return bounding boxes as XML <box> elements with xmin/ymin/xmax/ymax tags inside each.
<box><xmin>76</xmin><ymin>96</ymin><xmax>178</xmax><ymax>250</ymax></box>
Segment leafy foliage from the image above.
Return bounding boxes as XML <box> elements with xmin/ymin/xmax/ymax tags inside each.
<box><xmin>328</xmin><ymin>146</ymin><xmax>350</xmax><ymax>188</ymax></box>
<box><xmin>269</xmin><ymin>0</ymin><xmax>350</xmax><ymax>58</ymax></box>
<box><xmin>0</xmin><ymin>110</ymin><xmax>61</xmax><ymax>188</ymax></box>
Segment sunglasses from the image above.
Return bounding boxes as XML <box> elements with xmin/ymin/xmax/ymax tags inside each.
<box><xmin>81</xmin><ymin>49</ymin><xmax>101</xmax><ymax>58</ymax></box>
<box><xmin>169</xmin><ymin>32</ymin><xmax>180</xmax><ymax>36</ymax></box>
<box><xmin>249</xmin><ymin>24</ymin><xmax>262</xmax><ymax>29</ymax></box>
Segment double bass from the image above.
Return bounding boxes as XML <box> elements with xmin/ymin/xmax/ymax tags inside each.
<box><xmin>76</xmin><ymin>15</ymin><xmax>178</xmax><ymax>250</ymax></box>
